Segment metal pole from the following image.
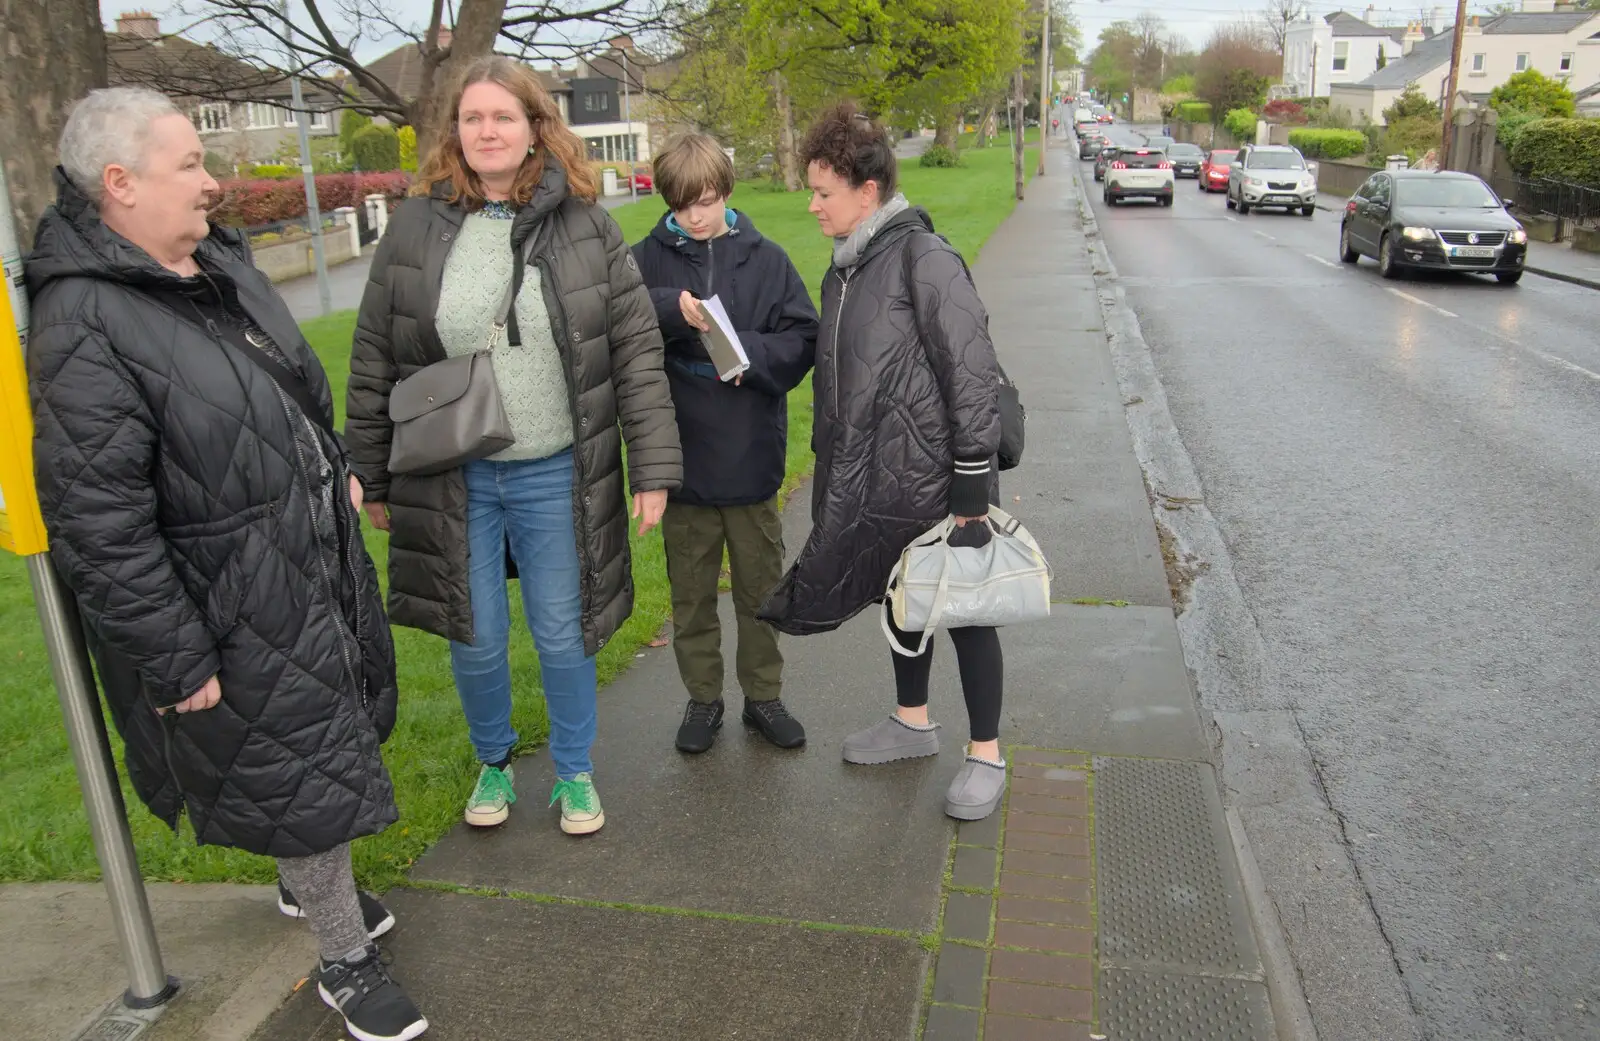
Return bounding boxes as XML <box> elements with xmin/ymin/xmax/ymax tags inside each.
<box><xmin>1440</xmin><ymin>0</ymin><xmax>1469</xmax><ymax>170</ymax></box>
<box><xmin>622</xmin><ymin>47</ymin><xmax>637</xmax><ymax>203</ymax></box>
<box><xmin>28</xmin><ymin>556</ymin><xmax>178</xmax><ymax>1008</ymax></box>
<box><xmin>1012</xmin><ymin>69</ymin><xmax>1025</xmax><ymax>201</ymax></box>
<box><xmin>280</xmin><ymin>0</ymin><xmax>332</xmax><ymax>315</ymax></box>
<box><xmin>0</xmin><ymin>162</ymin><xmax>176</xmax><ymax>1010</ymax></box>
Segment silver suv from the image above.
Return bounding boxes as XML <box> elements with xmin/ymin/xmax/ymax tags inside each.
<box><xmin>1227</xmin><ymin>144</ymin><xmax>1317</xmax><ymax>216</ymax></box>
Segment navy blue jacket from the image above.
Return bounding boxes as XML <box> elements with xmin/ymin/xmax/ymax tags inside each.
<box><xmin>632</xmin><ymin>210</ymin><xmax>818</xmax><ymax>507</ymax></box>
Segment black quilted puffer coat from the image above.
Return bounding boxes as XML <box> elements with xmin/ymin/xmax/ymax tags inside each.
<box><xmin>26</xmin><ymin>172</ymin><xmax>399</xmax><ymax>857</ymax></box>
<box><xmin>759</xmin><ymin>206</ymin><xmax>1001</xmax><ymax>636</ymax></box>
<box><xmin>345</xmin><ymin>161</ymin><xmax>681</xmax><ymax>651</ymax></box>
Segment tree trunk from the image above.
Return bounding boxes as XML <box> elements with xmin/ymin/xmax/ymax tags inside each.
<box><xmin>414</xmin><ymin>0</ymin><xmax>508</xmax><ymax>162</ymax></box>
<box><xmin>0</xmin><ymin>0</ymin><xmax>106</xmax><ymax>252</ymax></box>
<box><xmin>976</xmin><ymin>103</ymin><xmax>997</xmax><ymax>148</ymax></box>
<box><xmin>934</xmin><ymin>106</ymin><xmax>962</xmax><ymax>149</ymax></box>
<box><xmin>772</xmin><ymin>71</ymin><xmax>801</xmax><ymax>192</ymax></box>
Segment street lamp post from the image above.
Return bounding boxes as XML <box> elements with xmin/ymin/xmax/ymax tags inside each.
<box><xmin>621</xmin><ymin>46</ymin><xmax>637</xmax><ymax>204</ymax></box>
<box><xmin>279</xmin><ymin>0</ymin><xmax>331</xmax><ymax>315</ymax></box>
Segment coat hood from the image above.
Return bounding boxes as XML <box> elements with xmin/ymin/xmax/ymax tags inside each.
<box><xmin>647</xmin><ymin>207</ymin><xmax>764</xmax><ymax>261</ymax></box>
<box><xmin>27</xmin><ymin>168</ymin><xmax>252</xmax><ymax>300</ymax></box>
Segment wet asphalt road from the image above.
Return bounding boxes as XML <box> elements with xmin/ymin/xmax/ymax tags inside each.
<box><xmin>1085</xmin><ymin>124</ymin><xmax>1600</xmax><ymax>1039</ymax></box>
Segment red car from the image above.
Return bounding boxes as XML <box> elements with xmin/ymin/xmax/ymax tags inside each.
<box><xmin>628</xmin><ymin>170</ymin><xmax>653</xmax><ymax>192</ymax></box>
<box><xmin>1199</xmin><ymin>148</ymin><xmax>1237</xmax><ymax>193</ymax></box>
<box><xmin>1097</xmin><ymin>113</ymin><xmax>1114</xmax><ymax>124</ymax></box>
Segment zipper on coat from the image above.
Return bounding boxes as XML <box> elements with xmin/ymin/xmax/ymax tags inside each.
<box><xmin>706</xmin><ymin>239</ymin><xmax>716</xmax><ymax>300</ymax></box>
<box><xmin>830</xmin><ymin>270</ymin><xmax>851</xmax><ymax>425</ymax></box>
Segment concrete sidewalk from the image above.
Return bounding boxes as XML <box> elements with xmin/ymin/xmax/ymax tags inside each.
<box><xmin>26</xmin><ymin>150</ymin><xmax>1292</xmax><ymax>1041</ymax></box>
<box><xmin>1314</xmin><ymin>191</ymin><xmax>1600</xmax><ymax>290</ymax></box>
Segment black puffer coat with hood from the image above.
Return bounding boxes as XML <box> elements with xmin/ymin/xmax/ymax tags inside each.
<box><xmin>759</xmin><ymin>205</ymin><xmax>1001</xmax><ymax>636</ymax></box>
<box><xmin>25</xmin><ymin>171</ymin><xmax>399</xmax><ymax>858</ymax></box>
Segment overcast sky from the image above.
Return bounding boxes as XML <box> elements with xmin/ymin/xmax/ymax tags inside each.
<box><xmin>119</xmin><ymin>0</ymin><xmax>1528</xmax><ymax>68</ymax></box>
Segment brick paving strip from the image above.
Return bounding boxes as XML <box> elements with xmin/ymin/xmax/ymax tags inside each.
<box><xmin>924</xmin><ymin>748</ymin><xmax>1101</xmax><ymax>1041</ymax></box>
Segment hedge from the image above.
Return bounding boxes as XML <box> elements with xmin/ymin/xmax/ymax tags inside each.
<box><xmin>209</xmin><ymin>172</ymin><xmax>411</xmax><ymax>228</ymax></box>
<box><xmin>1509</xmin><ymin>118</ymin><xmax>1600</xmax><ymax>186</ymax></box>
<box><xmin>1287</xmin><ymin>128</ymin><xmax>1367</xmax><ymax>159</ymax></box>
<box><xmin>919</xmin><ymin>144</ymin><xmax>962</xmax><ymax>168</ymax></box>
<box><xmin>249</xmin><ymin>164</ymin><xmax>297</xmax><ymax>180</ymax></box>
<box><xmin>1172</xmin><ymin>101</ymin><xmax>1212</xmax><ymax>124</ymax></box>
<box><xmin>352</xmin><ymin>125</ymin><xmax>402</xmax><ymax>173</ymax></box>
<box><xmin>1223</xmin><ymin>108</ymin><xmax>1257</xmax><ymax>143</ymax></box>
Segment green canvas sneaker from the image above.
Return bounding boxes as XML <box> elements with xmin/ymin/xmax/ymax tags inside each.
<box><xmin>464</xmin><ymin>764</ymin><xmax>516</xmax><ymax>827</ymax></box>
<box><xmin>550</xmin><ymin>773</ymin><xmax>605</xmax><ymax>835</ymax></box>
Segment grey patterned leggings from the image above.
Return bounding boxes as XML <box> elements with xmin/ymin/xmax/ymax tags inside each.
<box><xmin>276</xmin><ymin>842</ymin><xmax>367</xmax><ymax>962</ymax></box>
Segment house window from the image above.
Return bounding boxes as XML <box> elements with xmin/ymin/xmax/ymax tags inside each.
<box><xmin>246</xmin><ymin>103</ymin><xmax>278</xmax><ymax>129</ymax></box>
<box><xmin>282</xmin><ymin>106</ymin><xmax>297</xmax><ymax>127</ymax></box>
<box><xmin>193</xmin><ymin>103</ymin><xmax>230</xmax><ymax>134</ymax></box>
<box><xmin>1471</xmin><ymin>53</ymin><xmax>1485</xmax><ymax>74</ymax></box>
<box><xmin>308</xmin><ymin>108</ymin><xmax>328</xmax><ymax>130</ymax></box>
<box><xmin>1332</xmin><ymin>41</ymin><xmax>1348</xmax><ymax>72</ymax></box>
<box><xmin>583</xmin><ymin>92</ymin><xmax>610</xmax><ymax>114</ymax></box>
<box><xmin>1515</xmin><ymin>53</ymin><xmax>1529</xmax><ymax>72</ymax></box>
<box><xmin>584</xmin><ymin>134</ymin><xmax>637</xmax><ymax>162</ymax></box>
<box><xmin>1560</xmin><ymin>53</ymin><xmax>1573</xmax><ymax>73</ymax></box>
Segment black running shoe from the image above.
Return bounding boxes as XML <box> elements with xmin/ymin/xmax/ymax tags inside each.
<box><xmin>742</xmin><ymin>697</ymin><xmax>807</xmax><ymax>749</ymax></box>
<box><xmin>278</xmin><ymin>881</ymin><xmax>396</xmax><ymax>939</ymax></box>
<box><xmin>316</xmin><ymin>945</ymin><xmax>428</xmax><ymax>1041</ymax></box>
<box><xmin>675</xmin><ymin>698</ymin><xmax>724</xmax><ymax>754</ymax></box>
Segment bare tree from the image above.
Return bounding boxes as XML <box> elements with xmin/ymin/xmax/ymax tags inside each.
<box><xmin>1195</xmin><ymin>21</ymin><xmax>1278</xmax><ymax>120</ymax></box>
<box><xmin>1259</xmin><ymin>0</ymin><xmax>1308</xmax><ymax>56</ymax></box>
<box><xmin>119</xmin><ymin>0</ymin><xmax>687</xmax><ymax>154</ymax></box>
<box><xmin>0</xmin><ymin>0</ymin><xmax>106</xmax><ymax>250</ymax></box>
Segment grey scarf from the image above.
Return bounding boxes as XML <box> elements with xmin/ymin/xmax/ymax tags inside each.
<box><xmin>832</xmin><ymin>193</ymin><xmax>911</xmax><ymax>270</ymax></box>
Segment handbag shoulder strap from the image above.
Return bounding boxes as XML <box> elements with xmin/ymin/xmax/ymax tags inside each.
<box><xmin>501</xmin><ymin>232</ymin><xmax>540</xmax><ymax>348</ymax></box>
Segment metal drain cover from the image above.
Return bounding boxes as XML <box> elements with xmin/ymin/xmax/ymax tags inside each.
<box><xmin>67</xmin><ymin>1002</ymin><xmax>164</xmax><ymax>1041</ymax></box>
<box><xmin>1102</xmin><ymin>967</ymin><xmax>1276</xmax><ymax>1041</ymax></box>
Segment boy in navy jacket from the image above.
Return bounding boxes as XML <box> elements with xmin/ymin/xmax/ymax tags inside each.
<box><xmin>632</xmin><ymin>134</ymin><xmax>819</xmax><ymax>755</ymax></box>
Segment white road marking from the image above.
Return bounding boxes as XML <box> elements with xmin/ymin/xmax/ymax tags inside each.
<box><xmin>1306</xmin><ymin>254</ymin><xmax>1338</xmax><ymax>268</ymax></box>
<box><xmin>1223</xmin><ymin>215</ymin><xmax>1238</xmax><ymax>222</ymax></box>
<box><xmin>1252</xmin><ymin>229</ymin><xmax>1275</xmax><ymax>240</ymax></box>
<box><xmin>1384</xmin><ymin>287</ymin><xmax>1457</xmax><ymax>318</ymax></box>
<box><xmin>1526</xmin><ymin>347</ymin><xmax>1600</xmax><ymax>383</ymax></box>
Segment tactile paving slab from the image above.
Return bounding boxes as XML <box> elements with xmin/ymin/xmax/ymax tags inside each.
<box><xmin>1102</xmin><ymin>967</ymin><xmax>1276</xmax><ymax>1041</ymax></box>
<box><xmin>1094</xmin><ymin>756</ymin><xmax>1262</xmax><ymax>975</ymax></box>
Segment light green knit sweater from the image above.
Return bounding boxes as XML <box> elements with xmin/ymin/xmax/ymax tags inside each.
<box><xmin>436</xmin><ymin>212</ymin><xmax>574</xmax><ymax>461</ymax></box>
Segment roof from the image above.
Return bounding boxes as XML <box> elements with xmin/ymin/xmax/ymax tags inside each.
<box><xmin>1325</xmin><ymin>12</ymin><xmax>1395</xmax><ymax>38</ymax></box>
<box><xmin>1482</xmin><ymin>11</ymin><xmax>1597</xmax><ymax>34</ymax></box>
<box><xmin>109</xmin><ymin>30</ymin><xmax>341</xmax><ymax>105</ymax></box>
<box><xmin>1352</xmin><ymin>29</ymin><xmax>1455</xmax><ymax>89</ymax></box>
<box><xmin>361</xmin><ymin>42</ymin><xmax>570</xmax><ymax>104</ymax></box>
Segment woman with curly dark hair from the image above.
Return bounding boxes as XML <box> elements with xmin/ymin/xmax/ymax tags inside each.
<box><xmin>758</xmin><ymin>103</ymin><xmax>1008</xmax><ymax>821</ymax></box>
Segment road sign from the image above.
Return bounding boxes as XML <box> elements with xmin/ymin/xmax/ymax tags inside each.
<box><xmin>0</xmin><ymin>200</ymin><xmax>47</xmax><ymax>556</ymax></box>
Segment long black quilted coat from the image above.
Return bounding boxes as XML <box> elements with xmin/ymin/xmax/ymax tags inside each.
<box><xmin>26</xmin><ymin>172</ymin><xmax>399</xmax><ymax>857</ymax></box>
<box><xmin>759</xmin><ymin>207</ymin><xmax>1001</xmax><ymax>636</ymax></box>
<box><xmin>345</xmin><ymin>162</ymin><xmax>681</xmax><ymax>651</ymax></box>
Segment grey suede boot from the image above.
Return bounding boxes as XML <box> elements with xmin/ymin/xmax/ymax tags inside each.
<box><xmin>944</xmin><ymin>756</ymin><xmax>1008</xmax><ymax>820</ymax></box>
<box><xmin>842</xmin><ymin>715</ymin><xmax>941</xmax><ymax>765</ymax></box>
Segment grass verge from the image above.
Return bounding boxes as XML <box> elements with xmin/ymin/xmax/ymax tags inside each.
<box><xmin>0</xmin><ymin>135</ymin><xmax>1037</xmax><ymax>888</ymax></box>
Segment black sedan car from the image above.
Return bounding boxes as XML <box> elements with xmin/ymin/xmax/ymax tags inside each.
<box><xmin>1339</xmin><ymin>170</ymin><xmax>1528</xmax><ymax>284</ymax></box>
<box><xmin>1078</xmin><ymin>132</ymin><xmax>1106</xmax><ymax>160</ymax></box>
<box><xmin>1093</xmin><ymin>144</ymin><xmax>1119</xmax><ymax>181</ymax></box>
<box><xmin>1166</xmin><ymin>142</ymin><xmax>1205</xmax><ymax>178</ymax></box>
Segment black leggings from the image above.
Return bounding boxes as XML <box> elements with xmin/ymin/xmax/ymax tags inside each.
<box><xmin>888</xmin><ymin>619</ymin><xmax>1004</xmax><ymax>743</ymax></box>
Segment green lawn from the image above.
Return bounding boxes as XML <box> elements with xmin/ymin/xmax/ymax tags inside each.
<box><xmin>0</xmin><ymin>135</ymin><xmax>1036</xmax><ymax>888</ymax></box>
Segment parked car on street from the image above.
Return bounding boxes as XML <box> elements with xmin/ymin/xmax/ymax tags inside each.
<box><xmin>1166</xmin><ymin>142</ymin><xmax>1205</xmax><ymax>179</ymax></box>
<box><xmin>1226</xmin><ymin>144</ymin><xmax>1317</xmax><ymax>216</ymax></box>
<box><xmin>1199</xmin><ymin>148</ymin><xmax>1237</xmax><ymax>193</ymax></box>
<box><xmin>1339</xmin><ymin>169</ymin><xmax>1528</xmax><ymax>284</ymax></box>
<box><xmin>1104</xmin><ymin>147</ymin><xmax>1174</xmax><ymax>207</ymax></box>
<box><xmin>1093</xmin><ymin>144</ymin><xmax>1119</xmax><ymax>182</ymax></box>
<box><xmin>629</xmin><ymin>170</ymin><xmax>653</xmax><ymax>192</ymax></box>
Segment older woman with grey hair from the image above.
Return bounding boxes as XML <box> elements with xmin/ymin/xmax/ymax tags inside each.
<box><xmin>26</xmin><ymin>87</ymin><xmax>428</xmax><ymax>1041</ymax></box>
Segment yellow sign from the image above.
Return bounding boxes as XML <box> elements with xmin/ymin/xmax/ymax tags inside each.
<box><xmin>0</xmin><ymin>255</ymin><xmax>47</xmax><ymax>556</ymax></box>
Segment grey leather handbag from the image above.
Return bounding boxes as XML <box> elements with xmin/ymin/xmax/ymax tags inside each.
<box><xmin>386</xmin><ymin>236</ymin><xmax>535</xmax><ymax>476</ymax></box>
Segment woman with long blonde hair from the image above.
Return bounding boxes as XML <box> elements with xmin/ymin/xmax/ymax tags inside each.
<box><xmin>346</xmin><ymin>57</ymin><xmax>681</xmax><ymax>836</ymax></box>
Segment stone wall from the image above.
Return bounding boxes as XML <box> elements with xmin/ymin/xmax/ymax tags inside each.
<box><xmin>1169</xmin><ymin>120</ymin><xmax>1243</xmax><ymax>151</ymax></box>
<box><xmin>1313</xmin><ymin>159</ymin><xmax>1378</xmax><ymax>197</ymax></box>
<box><xmin>251</xmin><ymin>223</ymin><xmax>357</xmax><ymax>283</ymax></box>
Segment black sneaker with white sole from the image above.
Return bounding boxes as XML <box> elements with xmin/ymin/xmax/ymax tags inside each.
<box><xmin>278</xmin><ymin>881</ymin><xmax>396</xmax><ymax>940</ymax></box>
<box><xmin>316</xmin><ymin>945</ymin><xmax>428</xmax><ymax>1041</ymax></box>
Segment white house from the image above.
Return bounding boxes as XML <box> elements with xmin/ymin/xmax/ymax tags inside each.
<box><xmin>1329</xmin><ymin>5</ymin><xmax>1600</xmax><ymax>126</ymax></box>
<box><xmin>1282</xmin><ymin>11</ymin><xmax>1414</xmax><ymax>98</ymax></box>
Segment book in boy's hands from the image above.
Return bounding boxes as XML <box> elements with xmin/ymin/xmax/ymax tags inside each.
<box><xmin>698</xmin><ymin>295</ymin><xmax>750</xmax><ymax>382</ymax></box>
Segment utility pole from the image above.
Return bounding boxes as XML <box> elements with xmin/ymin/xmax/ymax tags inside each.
<box><xmin>1440</xmin><ymin>0</ymin><xmax>1469</xmax><ymax>169</ymax></box>
<box><xmin>1036</xmin><ymin>0</ymin><xmax>1050</xmax><ymax>176</ymax></box>
<box><xmin>1012</xmin><ymin>68</ymin><xmax>1026</xmax><ymax>200</ymax></box>
<box><xmin>280</xmin><ymin>0</ymin><xmax>331</xmax><ymax>316</ymax></box>
<box><xmin>1310</xmin><ymin>41</ymin><xmax>1318</xmax><ymax>99</ymax></box>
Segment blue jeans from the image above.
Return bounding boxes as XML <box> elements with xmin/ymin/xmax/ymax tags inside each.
<box><xmin>450</xmin><ymin>450</ymin><xmax>597</xmax><ymax>780</ymax></box>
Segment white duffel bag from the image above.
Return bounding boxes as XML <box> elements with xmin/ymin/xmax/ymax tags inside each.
<box><xmin>881</xmin><ymin>507</ymin><xmax>1052</xmax><ymax>656</ymax></box>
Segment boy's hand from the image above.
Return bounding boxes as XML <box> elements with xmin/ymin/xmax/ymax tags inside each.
<box><xmin>679</xmin><ymin>291</ymin><xmax>710</xmax><ymax>332</ymax></box>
